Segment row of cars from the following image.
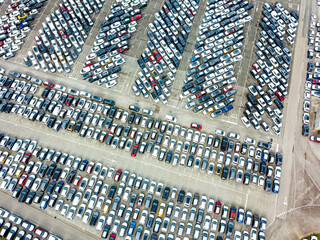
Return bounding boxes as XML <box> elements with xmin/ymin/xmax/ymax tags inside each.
<box><xmin>0</xmin><ymin>79</ymin><xmax>282</xmax><ymax>195</ymax></box>
<box><xmin>240</xmin><ymin>2</ymin><xmax>299</xmax><ymax>136</ymax></box>
<box><xmin>24</xmin><ymin>0</ymin><xmax>105</xmax><ymax>73</ymax></box>
<box><xmin>180</xmin><ymin>0</ymin><xmax>253</xmax><ymax>117</ymax></box>
<box><xmin>0</xmin><ymin>207</ymin><xmax>61</xmax><ymax>240</ymax></box>
<box><xmin>0</xmin><ymin>0</ymin><xmax>48</xmax><ymax>60</ymax></box>
<box><xmin>0</xmin><ymin>133</ymin><xmax>267</xmax><ymax>240</ymax></box>
<box><xmin>80</xmin><ymin>0</ymin><xmax>148</xmax><ymax>88</ymax></box>
<box><xmin>131</xmin><ymin>0</ymin><xmax>200</xmax><ymax>104</ymax></box>
<box><xmin>0</xmin><ymin>66</ymin><xmax>282</xmax><ymax>194</ymax></box>
<box><xmin>304</xmin><ymin>14</ymin><xmax>320</xmax><ymax>143</ymax></box>
<box><xmin>303</xmin><ymin>13</ymin><xmax>320</xmax><ymax>142</ymax></box>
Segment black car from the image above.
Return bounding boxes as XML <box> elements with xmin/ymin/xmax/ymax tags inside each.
<box><xmin>264</xmin><ymin>178</ymin><xmax>272</xmax><ymax>192</ymax></box>
<box><xmin>177</xmin><ymin>190</ymin><xmax>185</xmax><ymax>204</ymax></box>
<box><xmin>276</xmin><ymin>153</ymin><xmax>283</xmax><ymax>166</ymax></box>
<box><xmin>54</xmin><ymin>181</ymin><xmax>64</xmax><ymax>194</ymax></box>
<box><xmin>162</xmin><ymin>187</ymin><xmax>170</xmax><ymax>201</ymax></box>
<box><xmin>46</xmin><ymin>181</ymin><xmax>56</xmax><ymax>194</ymax></box>
<box><xmin>108</xmin><ymin>185</ymin><xmax>117</xmax><ymax>199</ymax></box>
<box><xmin>101</xmin><ymin>225</ymin><xmax>111</xmax><ymax>239</ymax></box>
<box><xmin>18</xmin><ymin>188</ymin><xmax>29</xmax><ymax>202</ymax></box>
<box><xmin>25</xmin><ymin>191</ymin><xmax>36</xmax><ymax>205</ymax></box>
<box><xmin>150</xmin><ymin>199</ymin><xmax>159</xmax><ymax>214</ymax></box>
<box><xmin>257</xmin><ymin>141</ymin><xmax>271</xmax><ymax>150</ymax></box>
<box><xmin>67</xmin><ymin>170</ymin><xmax>77</xmax><ymax>184</ymax></box>
<box><xmin>302</xmin><ymin>124</ymin><xmax>309</xmax><ymax>136</ymax></box>
<box><xmin>90</xmin><ymin>211</ymin><xmax>99</xmax><ymax>226</ymax></box>
<box><xmin>221</xmin><ymin>167</ymin><xmax>229</xmax><ymax>180</ymax></box>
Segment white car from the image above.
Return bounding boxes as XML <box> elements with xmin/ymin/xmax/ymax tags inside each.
<box><xmin>304</xmin><ymin>91</ymin><xmax>311</xmax><ymax>100</ymax></box>
<box><xmin>214</xmin><ymin>129</ymin><xmax>225</xmax><ymax>136</ymax></box>
<box><xmin>227</xmin><ymin>132</ymin><xmax>240</xmax><ymax>140</ymax></box>
<box><xmin>241</xmin><ymin>116</ymin><xmax>251</xmax><ymax>127</ymax></box>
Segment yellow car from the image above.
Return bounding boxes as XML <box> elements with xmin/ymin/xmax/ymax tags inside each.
<box><xmin>15</xmin><ymin>165</ymin><xmax>25</xmax><ymax>178</ymax></box>
<box><xmin>103</xmin><ymin>200</ymin><xmax>112</xmax><ymax>214</ymax></box>
<box><xmin>203</xmin><ymin>107</ymin><xmax>214</xmax><ymax>115</ymax></box>
<box><xmin>157</xmin><ymin>203</ymin><xmax>166</xmax><ymax>217</ymax></box>
<box><xmin>58</xmin><ymin>55</ymin><xmax>65</xmax><ymax>64</ymax></box>
<box><xmin>101</xmin><ymin>59</ymin><xmax>112</xmax><ymax>66</ymax></box>
<box><xmin>0</xmin><ymin>151</ymin><xmax>9</xmax><ymax>164</ymax></box>
<box><xmin>151</xmin><ymin>70</ymin><xmax>160</xmax><ymax>80</ymax></box>
<box><xmin>223</xmin><ymin>46</ymin><xmax>234</xmax><ymax>54</ymax></box>
<box><xmin>215</xmin><ymin>164</ymin><xmax>222</xmax><ymax>177</ymax></box>
<box><xmin>18</xmin><ymin>13</ymin><xmax>28</xmax><ymax>20</ymax></box>
<box><xmin>67</xmin><ymin>121</ymin><xmax>75</xmax><ymax>132</ymax></box>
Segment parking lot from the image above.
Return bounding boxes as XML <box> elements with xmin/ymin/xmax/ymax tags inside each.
<box><xmin>0</xmin><ymin>130</ymin><xmax>269</xmax><ymax>239</ymax></box>
<box><xmin>1</xmin><ymin>0</ymin><xmax>320</xmax><ymax>239</ymax></box>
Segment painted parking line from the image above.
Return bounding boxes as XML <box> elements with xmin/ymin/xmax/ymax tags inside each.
<box><xmin>0</xmin><ymin>117</ymin><xmax>248</xmax><ymax>195</ymax></box>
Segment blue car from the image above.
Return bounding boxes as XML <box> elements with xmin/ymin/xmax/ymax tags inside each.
<box><xmin>127</xmin><ymin>221</ymin><xmax>136</xmax><ymax>236</ymax></box>
<box><xmin>307</xmin><ymin>72</ymin><xmax>313</xmax><ymax>80</ymax></box>
<box><xmin>272</xmin><ymin>180</ymin><xmax>280</xmax><ymax>194</ymax></box>
<box><xmin>190</xmin><ymin>54</ymin><xmax>200</xmax><ymax>62</ymax></box>
<box><xmin>40</xmin><ymin>195</ymin><xmax>50</xmax><ymax>209</ymax></box>
<box><xmin>261</xmin><ymin>150</ymin><xmax>269</xmax><ymax>162</ymax></box>
<box><xmin>222</xmin><ymin>104</ymin><xmax>233</xmax><ymax>113</ymax></box>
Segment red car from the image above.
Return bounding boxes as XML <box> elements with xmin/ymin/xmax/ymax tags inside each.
<box><xmin>148</xmin><ymin>77</ymin><xmax>156</xmax><ymax>86</ymax></box>
<box><xmin>130</xmin><ymin>128</ymin><xmax>137</xmax><ymax>139</ymax></box>
<box><xmin>118</xmin><ymin>30</ymin><xmax>127</xmax><ymax>37</ymax></box>
<box><xmin>196</xmin><ymin>91</ymin><xmax>206</xmax><ymax>98</ymax></box>
<box><xmin>110</xmin><ymin>124</ymin><xmax>118</xmax><ymax>134</ymax></box>
<box><xmin>310</xmin><ymin>135</ymin><xmax>320</xmax><ymax>143</ymax></box>
<box><xmin>86</xmin><ymin>162</ymin><xmax>95</xmax><ymax>174</ymax></box>
<box><xmin>59</xmin><ymin>3</ymin><xmax>66</xmax><ymax>12</ymax></box>
<box><xmin>131</xmin><ymin>14</ymin><xmax>142</xmax><ymax>21</ymax></box>
<box><xmin>10</xmin><ymin>3</ymin><xmax>19</xmax><ymax>8</ymax></box>
<box><xmin>190</xmin><ymin>123</ymin><xmax>202</xmax><ymax>130</ymax></box>
<box><xmin>114</xmin><ymin>170</ymin><xmax>122</xmax><ymax>182</ymax></box>
<box><xmin>119</xmin><ymin>46</ymin><xmax>129</xmax><ymax>53</ymax></box>
<box><xmin>136</xmin><ymin>193</ymin><xmax>144</xmax><ymax>206</ymax></box>
<box><xmin>224</xmin><ymin>0</ymin><xmax>232</xmax><ymax>3</ymax></box>
<box><xmin>43</xmin><ymin>81</ymin><xmax>54</xmax><ymax>87</ymax></box>
<box><xmin>234</xmin><ymin>142</ymin><xmax>241</xmax><ymax>153</ymax></box>
<box><xmin>21</xmin><ymin>153</ymin><xmax>31</xmax><ymax>164</ymax></box>
<box><xmin>99</xmin><ymin>132</ymin><xmax>106</xmax><ymax>143</ymax></box>
<box><xmin>65</xmin><ymin>96</ymin><xmax>74</xmax><ymax>106</ymax></box>
<box><xmin>83</xmin><ymin>61</ymin><xmax>92</xmax><ymax>68</ymax></box>
<box><xmin>131</xmin><ymin>144</ymin><xmax>139</xmax><ymax>157</ymax></box>
<box><xmin>34</xmin><ymin>35</ymin><xmax>42</xmax><ymax>45</ymax></box>
<box><xmin>152</xmin><ymin>50</ymin><xmax>161</xmax><ymax>61</ymax></box>
<box><xmin>312</xmin><ymin>79</ymin><xmax>320</xmax><ymax>85</ymax></box>
<box><xmin>162</xmin><ymin>5</ymin><xmax>169</xmax><ymax>13</ymax></box>
<box><xmin>149</xmin><ymin>55</ymin><xmax>157</xmax><ymax>65</ymax></box>
<box><xmin>189</xmin><ymin>7</ymin><xmax>196</xmax><ymax>16</ymax></box>
<box><xmin>34</xmin><ymin>227</ymin><xmax>49</xmax><ymax>238</ymax></box>
<box><xmin>225</xmin><ymin>29</ymin><xmax>235</xmax><ymax>36</ymax></box>
<box><xmin>73</xmin><ymin>175</ymin><xmax>82</xmax><ymax>186</ymax></box>
<box><xmin>252</xmin><ymin>63</ymin><xmax>261</xmax><ymax>73</ymax></box>
<box><xmin>275</xmin><ymin>91</ymin><xmax>284</xmax><ymax>101</ymax></box>
<box><xmin>18</xmin><ymin>174</ymin><xmax>28</xmax><ymax>186</ymax></box>
<box><xmin>214</xmin><ymin>201</ymin><xmax>222</xmax><ymax>215</ymax></box>
<box><xmin>229</xmin><ymin>207</ymin><xmax>236</xmax><ymax>220</ymax></box>
<box><xmin>223</xmin><ymin>85</ymin><xmax>233</xmax><ymax>93</ymax></box>
<box><xmin>2</xmin><ymin>25</ymin><xmax>10</xmax><ymax>30</ymax></box>
<box><xmin>110</xmin><ymin>234</ymin><xmax>116</xmax><ymax>240</ymax></box>
<box><xmin>0</xmin><ymin>42</ymin><xmax>3</xmax><ymax>47</ymax></box>
<box><xmin>59</xmin><ymin>31</ymin><xmax>66</xmax><ymax>39</ymax></box>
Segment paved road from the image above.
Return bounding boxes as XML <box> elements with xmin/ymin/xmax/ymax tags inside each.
<box><xmin>266</xmin><ymin>0</ymin><xmax>320</xmax><ymax>238</ymax></box>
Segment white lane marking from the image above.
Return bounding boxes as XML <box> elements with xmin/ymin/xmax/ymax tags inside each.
<box><xmin>0</xmin><ymin>118</ymin><xmax>246</xmax><ymax>195</ymax></box>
